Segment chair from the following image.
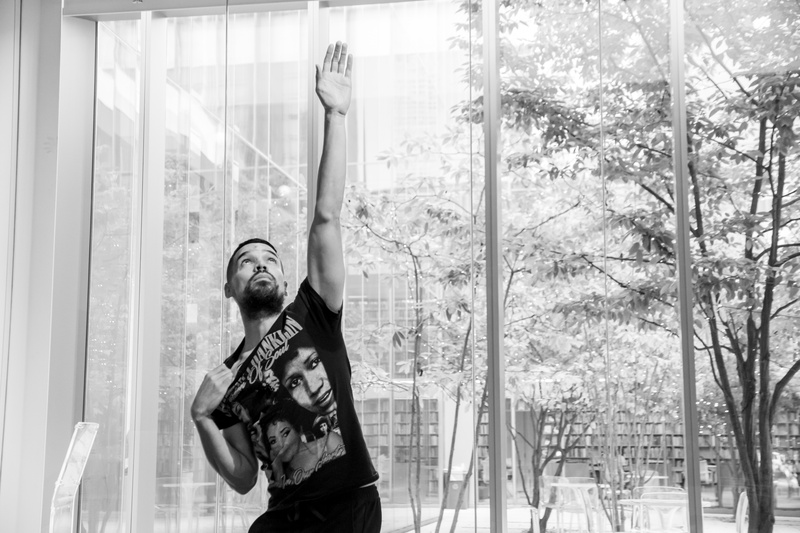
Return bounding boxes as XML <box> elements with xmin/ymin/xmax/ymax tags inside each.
<box><xmin>199</xmin><ymin>478</ymin><xmax>267</xmax><ymax>532</ymax></box>
<box><xmin>551</xmin><ymin>477</ymin><xmax>602</xmax><ymax>533</ymax></box>
<box><xmin>154</xmin><ymin>477</ymin><xmax>182</xmax><ymax>533</ymax></box>
<box><xmin>735</xmin><ymin>491</ymin><xmax>748</xmax><ymax>533</ymax></box>
<box><xmin>628</xmin><ymin>488</ymin><xmax>686</xmax><ymax>531</ymax></box>
<box><xmin>636</xmin><ymin>493</ymin><xmax>688</xmax><ymax>532</ymax></box>
<box><xmin>632</xmin><ymin>486</ymin><xmax>685</xmax><ymax>499</ymax></box>
<box><xmin>540</xmin><ymin>476</ymin><xmax>560</xmax><ymax>508</ymax></box>
<box><xmin>49</xmin><ymin>422</ymin><xmax>99</xmax><ymax>533</ymax></box>
<box><xmin>219</xmin><ymin>482</ymin><xmax>266</xmax><ymax>532</ymax></box>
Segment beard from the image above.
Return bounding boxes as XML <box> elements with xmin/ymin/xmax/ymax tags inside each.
<box><xmin>239</xmin><ymin>278</ymin><xmax>286</xmax><ymax>319</ymax></box>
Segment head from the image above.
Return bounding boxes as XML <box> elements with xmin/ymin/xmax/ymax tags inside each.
<box><xmin>314</xmin><ymin>417</ymin><xmax>330</xmax><ymax>436</ymax></box>
<box><xmin>272</xmin><ymin>332</ymin><xmax>337</xmax><ymax>416</ymax></box>
<box><xmin>231</xmin><ymin>402</ymin><xmax>251</xmax><ymax>424</ymax></box>
<box><xmin>225</xmin><ymin>239</ymin><xmax>287</xmax><ymax>319</ymax></box>
<box><xmin>266</xmin><ymin>417</ymin><xmax>301</xmax><ymax>462</ymax></box>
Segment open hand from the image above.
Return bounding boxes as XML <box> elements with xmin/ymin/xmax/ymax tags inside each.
<box><xmin>315</xmin><ymin>42</ymin><xmax>353</xmax><ymax>116</ymax></box>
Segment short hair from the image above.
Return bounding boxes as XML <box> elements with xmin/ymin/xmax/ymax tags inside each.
<box><xmin>271</xmin><ymin>329</ymin><xmax>316</xmax><ymax>382</ymax></box>
<box><xmin>226</xmin><ymin>238</ymin><xmax>279</xmax><ymax>283</ymax></box>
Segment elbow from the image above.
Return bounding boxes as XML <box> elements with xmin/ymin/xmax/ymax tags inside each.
<box><xmin>230</xmin><ymin>473</ymin><xmax>258</xmax><ymax>495</ymax></box>
<box><xmin>312</xmin><ymin>210</ymin><xmax>341</xmax><ymax>226</ymax></box>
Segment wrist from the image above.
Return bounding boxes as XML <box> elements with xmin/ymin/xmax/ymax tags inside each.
<box><xmin>324</xmin><ymin>110</ymin><xmax>347</xmax><ymax>121</ymax></box>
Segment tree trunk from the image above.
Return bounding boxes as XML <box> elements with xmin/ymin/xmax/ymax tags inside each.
<box><xmin>435</xmin><ymin>318</ymin><xmax>473</xmax><ymax>533</ymax></box>
<box><xmin>447</xmin><ymin>384</ymin><xmax>489</xmax><ymax>533</ymax></box>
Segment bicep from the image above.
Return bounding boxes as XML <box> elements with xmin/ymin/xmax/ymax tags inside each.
<box><xmin>307</xmin><ymin>220</ymin><xmax>344</xmax><ymax>311</ymax></box>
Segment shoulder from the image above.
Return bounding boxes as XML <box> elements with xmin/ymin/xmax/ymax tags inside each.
<box><xmin>296</xmin><ymin>278</ymin><xmax>342</xmax><ymax>319</ymax></box>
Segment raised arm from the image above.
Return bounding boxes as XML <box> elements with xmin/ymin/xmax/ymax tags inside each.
<box><xmin>307</xmin><ymin>42</ymin><xmax>353</xmax><ymax>311</ymax></box>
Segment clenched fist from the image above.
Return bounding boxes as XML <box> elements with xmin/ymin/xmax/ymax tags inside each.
<box><xmin>191</xmin><ymin>363</ymin><xmax>234</xmax><ymax>421</ymax></box>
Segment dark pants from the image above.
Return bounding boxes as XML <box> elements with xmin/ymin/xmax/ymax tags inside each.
<box><xmin>249</xmin><ymin>485</ymin><xmax>381</xmax><ymax>533</ymax></box>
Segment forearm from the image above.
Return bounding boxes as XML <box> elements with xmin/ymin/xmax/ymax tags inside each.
<box><xmin>271</xmin><ymin>459</ymin><xmax>287</xmax><ymax>486</ymax></box>
<box><xmin>193</xmin><ymin>416</ymin><xmax>257</xmax><ymax>494</ymax></box>
<box><xmin>314</xmin><ymin>112</ymin><xmax>348</xmax><ymax>222</ymax></box>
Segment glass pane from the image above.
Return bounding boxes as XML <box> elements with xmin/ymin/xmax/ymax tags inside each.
<box><xmin>501</xmin><ymin>0</ymin><xmax>690</xmax><ymax>530</ymax></box>
<box><xmin>597</xmin><ymin>0</ymin><xmax>682</xmax><ymax>530</ymax></box>
<box><xmin>330</xmin><ymin>1</ymin><xmax>484</xmax><ymax>530</ymax></box>
<box><xmin>81</xmin><ymin>19</ymin><xmax>142</xmax><ymax>533</ymax></box>
<box><xmin>156</xmin><ymin>9</ymin><xmax>307</xmax><ymax>532</ymax></box>
<box><xmin>685</xmin><ymin>0</ymin><xmax>800</xmax><ymax>530</ymax></box>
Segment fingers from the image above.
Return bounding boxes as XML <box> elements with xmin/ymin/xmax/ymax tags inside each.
<box><xmin>331</xmin><ymin>42</ymin><xmax>342</xmax><ymax>72</ymax></box>
<box><xmin>192</xmin><ymin>363</ymin><xmax>233</xmax><ymax>419</ymax></box>
<box><xmin>321</xmin><ymin>41</ymin><xmax>351</xmax><ymax>75</ymax></box>
<box><xmin>322</xmin><ymin>43</ymin><xmax>334</xmax><ymax>72</ymax></box>
<box><xmin>337</xmin><ymin>43</ymin><xmax>347</xmax><ymax>74</ymax></box>
<box><xmin>209</xmin><ymin>362</ymin><xmax>233</xmax><ymax>379</ymax></box>
<box><xmin>205</xmin><ymin>363</ymin><xmax>234</xmax><ymax>391</ymax></box>
<box><xmin>345</xmin><ymin>54</ymin><xmax>353</xmax><ymax>78</ymax></box>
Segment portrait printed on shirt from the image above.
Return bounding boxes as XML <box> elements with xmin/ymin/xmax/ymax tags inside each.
<box><xmin>221</xmin><ymin>319</ymin><xmax>346</xmax><ymax>489</ymax></box>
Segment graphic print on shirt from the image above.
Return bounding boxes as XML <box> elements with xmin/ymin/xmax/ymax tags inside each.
<box><xmin>219</xmin><ymin>316</ymin><xmax>346</xmax><ymax>489</ymax></box>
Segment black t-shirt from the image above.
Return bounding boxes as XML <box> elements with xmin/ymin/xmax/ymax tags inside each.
<box><xmin>211</xmin><ymin>279</ymin><xmax>378</xmax><ymax>510</ymax></box>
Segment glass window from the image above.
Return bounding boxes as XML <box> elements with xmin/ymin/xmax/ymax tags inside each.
<box><xmin>75</xmin><ymin>1</ymin><xmax>800</xmax><ymax>532</ymax></box>
<box><xmin>155</xmin><ymin>9</ymin><xmax>308</xmax><ymax>531</ymax></box>
<box><xmin>331</xmin><ymin>1</ymin><xmax>484</xmax><ymax>530</ymax></box>
<box><xmin>685</xmin><ymin>0</ymin><xmax>800</xmax><ymax>528</ymax></box>
<box><xmin>500</xmin><ymin>0</ymin><xmax>685</xmax><ymax>530</ymax></box>
<box><xmin>81</xmin><ymin>19</ymin><xmax>142</xmax><ymax>533</ymax></box>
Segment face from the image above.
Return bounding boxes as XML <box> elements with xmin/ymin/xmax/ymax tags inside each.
<box><xmin>225</xmin><ymin>243</ymin><xmax>287</xmax><ymax>316</ymax></box>
<box><xmin>267</xmin><ymin>419</ymin><xmax>299</xmax><ymax>460</ymax></box>
<box><xmin>280</xmin><ymin>347</ymin><xmax>337</xmax><ymax>415</ymax></box>
<box><xmin>231</xmin><ymin>402</ymin><xmax>250</xmax><ymax>423</ymax></box>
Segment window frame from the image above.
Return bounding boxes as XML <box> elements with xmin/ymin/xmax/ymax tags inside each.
<box><xmin>54</xmin><ymin>0</ymin><xmax>705</xmax><ymax>532</ymax></box>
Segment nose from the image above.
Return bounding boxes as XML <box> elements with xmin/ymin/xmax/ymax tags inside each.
<box><xmin>307</xmin><ymin>377</ymin><xmax>324</xmax><ymax>399</ymax></box>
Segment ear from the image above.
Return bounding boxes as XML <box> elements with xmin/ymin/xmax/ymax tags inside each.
<box><xmin>224</xmin><ymin>282</ymin><xmax>232</xmax><ymax>298</ymax></box>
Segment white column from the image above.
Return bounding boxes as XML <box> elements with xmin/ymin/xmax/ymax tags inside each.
<box><xmin>127</xmin><ymin>12</ymin><xmax>166</xmax><ymax>533</ymax></box>
<box><xmin>0</xmin><ymin>0</ymin><xmax>22</xmax><ymax>486</ymax></box>
<box><xmin>0</xmin><ymin>1</ymin><xmax>97</xmax><ymax>531</ymax></box>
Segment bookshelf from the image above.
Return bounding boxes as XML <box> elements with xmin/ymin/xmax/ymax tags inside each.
<box><xmin>359</xmin><ymin>396</ymin><xmax>440</xmax><ymax>501</ymax></box>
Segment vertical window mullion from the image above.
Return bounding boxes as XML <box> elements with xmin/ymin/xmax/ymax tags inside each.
<box><xmin>481</xmin><ymin>0</ymin><xmax>507</xmax><ymax>530</ymax></box>
<box><xmin>307</xmin><ymin>0</ymin><xmax>322</xmax><ymax>230</ymax></box>
<box><xmin>669</xmin><ymin>0</ymin><xmax>702</xmax><ymax>530</ymax></box>
<box><xmin>127</xmin><ymin>12</ymin><xmax>167</xmax><ymax>533</ymax></box>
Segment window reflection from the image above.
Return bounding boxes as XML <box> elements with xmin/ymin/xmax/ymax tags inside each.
<box><xmin>78</xmin><ymin>0</ymin><xmax>799</xmax><ymax>532</ymax></box>
<box><xmin>334</xmin><ymin>1</ymin><xmax>485</xmax><ymax>530</ymax></box>
<box><xmin>684</xmin><ymin>0</ymin><xmax>800</xmax><ymax>528</ymax></box>
<box><xmin>155</xmin><ymin>11</ymin><xmax>308</xmax><ymax>532</ymax></box>
<box><xmin>81</xmin><ymin>20</ymin><xmax>141</xmax><ymax>533</ymax></box>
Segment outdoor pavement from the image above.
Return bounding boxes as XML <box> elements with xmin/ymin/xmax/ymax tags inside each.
<box><xmin>144</xmin><ymin>487</ymin><xmax>800</xmax><ymax>532</ymax></box>
<box><xmin>379</xmin><ymin>505</ymin><xmax>800</xmax><ymax>533</ymax></box>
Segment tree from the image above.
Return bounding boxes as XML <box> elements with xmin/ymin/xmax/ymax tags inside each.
<box><xmin>507</xmin><ymin>366</ymin><xmax>596</xmax><ymax>533</ymax></box>
<box><xmin>449</xmin><ymin>1</ymin><xmax>800</xmax><ymax>532</ymax></box>
<box><xmin>457</xmin><ymin>0</ymin><xmax>800</xmax><ymax>531</ymax></box>
<box><xmin>344</xmin><ymin>130</ymin><xmax>489</xmax><ymax>532</ymax></box>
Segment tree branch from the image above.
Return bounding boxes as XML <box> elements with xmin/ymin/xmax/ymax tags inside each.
<box><xmin>770</xmin><ymin>356</ymin><xmax>800</xmax><ymax>423</ymax></box>
<box><xmin>771</xmin><ymin>298</ymin><xmax>800</xmax><ymax>320</ymax></box>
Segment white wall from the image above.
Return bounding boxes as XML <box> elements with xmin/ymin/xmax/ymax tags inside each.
<box><xmin>0</xmin><ymin>1</ymin><xmax>95</xmax><ymax>530</ymax></box>
<box><xmin>0</xmin><ymin>0</ymin><xmax>20</xmax><ymax>482</ymax></box>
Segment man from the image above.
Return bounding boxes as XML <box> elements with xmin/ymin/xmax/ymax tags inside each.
<box><xmin>190</xmin><ymin>42</ymin><xmax>381</xmax><ymax>532</ymax></box>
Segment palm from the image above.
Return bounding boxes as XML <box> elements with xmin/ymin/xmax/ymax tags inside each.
<box><xmin>316</xmin><ymin>42</ymin><xmax>353</xmax><ymax>115</ymax></box>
